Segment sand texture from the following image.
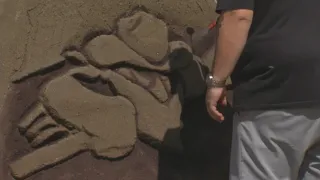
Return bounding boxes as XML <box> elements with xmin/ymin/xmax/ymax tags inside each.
<box><xmin>0</xmin><ymin>1</ymin><xmax>236</xmax><ymax>180</ymax></box>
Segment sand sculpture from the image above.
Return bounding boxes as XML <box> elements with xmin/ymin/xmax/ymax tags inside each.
<box><xmin>7</xmin><ymin>10</ymin><xmax>212</xmax><ymax>180</ymax></box>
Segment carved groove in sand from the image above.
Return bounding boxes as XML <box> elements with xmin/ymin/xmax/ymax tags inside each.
<box><xmin>9</xmin><ymin>11</ymin><xmax>206</xmax><ymax>180</ymax></box>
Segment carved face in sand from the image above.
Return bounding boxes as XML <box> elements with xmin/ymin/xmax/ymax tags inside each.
<box><xmin>8</xmin><ymin>10</ymin><xmax>210</xmax><ymax>180</ymax></box>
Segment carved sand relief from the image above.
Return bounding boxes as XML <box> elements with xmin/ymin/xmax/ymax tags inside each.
<box><xmin>8</xmin><ymin>10</ymin><xmax>207</xmax><ymax>180</ymax></box>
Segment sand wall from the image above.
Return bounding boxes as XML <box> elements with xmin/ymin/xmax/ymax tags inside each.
<box><xmin>0</xmin><ymin>1</ymin><xmax>229</xmax><ymax>180</ymax></box>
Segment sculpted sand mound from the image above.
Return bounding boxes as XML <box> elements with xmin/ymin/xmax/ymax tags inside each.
<box><xmin>0</xmin><ymin>2</ymin><xmax>237</xmax><ymax>179</ymax></box>
<box><xmin>4</xmin><ymin>10</ymin><xmax>214</xmax><ymax>180</ymax></box>
<box><xmin>0</xmin><ymin>0</ymin><xmax>230</xmax><ymax>178</ymax></box>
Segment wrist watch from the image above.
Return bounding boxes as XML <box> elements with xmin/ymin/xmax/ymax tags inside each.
<box><xmin>205</xmin><ymin>74</ymin><xmax>226</xmax><ymax>88</ymax></box>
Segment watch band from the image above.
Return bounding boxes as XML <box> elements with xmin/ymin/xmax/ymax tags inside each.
<box><xmin>206</xmin><ymin>74</ymin><xmax>226</xmax><ymax>88</ymax></box>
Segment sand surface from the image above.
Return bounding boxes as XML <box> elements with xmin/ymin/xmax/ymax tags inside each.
<box><xmin>0</xmin><ymin>1</ymin><xmax>230</xmax><ymax>180</ymax></box>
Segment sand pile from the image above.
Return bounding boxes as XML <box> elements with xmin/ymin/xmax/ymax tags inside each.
<box><xmin>0</xmin><ymin>7</ymin><xmax>232</xmax><ymax>179</ymax></box>
<box><xmin>0</xmin><ymin>0</ymin><xmax>234</xmax><ymax>179</ymax></box>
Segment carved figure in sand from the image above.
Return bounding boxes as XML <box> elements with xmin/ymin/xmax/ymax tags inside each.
<box><xmin>8</xmin><ymin>10</ymin><xmax>211</xmax><ymax>180</ymax></box>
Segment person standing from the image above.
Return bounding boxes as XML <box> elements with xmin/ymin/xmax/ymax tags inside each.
<box><xmin>205</xmin><ymin>0</ymin><xmax>320</xmax><ymax>179</ymax></box>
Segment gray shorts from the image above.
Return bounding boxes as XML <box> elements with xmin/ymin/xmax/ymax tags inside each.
<box><xmin>230</xmin><ymin>108</ymin><xmax>320</xmax><ymax>180</ymax></box>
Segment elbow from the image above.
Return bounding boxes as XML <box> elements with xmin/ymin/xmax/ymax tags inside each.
<box><xmin>224</xmin><ymin>9</ymin><xmax>253</xmax><ymax>22</ymax></box>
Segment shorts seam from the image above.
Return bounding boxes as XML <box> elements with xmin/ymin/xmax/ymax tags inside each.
<box><xmin>234</xmin><ymin>113</ymin><xmax>246</xmax><ymax>180</ymax></box>
<box><xmin>238</xmin><ymin>120</ymin><xmax>245</xmax><ymax>180</ymax></box>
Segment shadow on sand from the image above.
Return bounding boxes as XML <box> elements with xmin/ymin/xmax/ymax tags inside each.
<box><xmin>156</xmin><ymin>48</ymin><xmax>234</xmax><ymax>180</ymax></box>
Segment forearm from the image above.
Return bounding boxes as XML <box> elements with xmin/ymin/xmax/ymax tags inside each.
<box><xmin>212</xmin><ymin>10</ymin><xmax>253</xmax><ymax>81</ymax></box>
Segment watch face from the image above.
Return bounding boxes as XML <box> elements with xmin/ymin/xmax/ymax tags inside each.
<box><xmin>205</xmin><ymin>75</ymin><xmax>213</xmax><ymax>86</ymax></box>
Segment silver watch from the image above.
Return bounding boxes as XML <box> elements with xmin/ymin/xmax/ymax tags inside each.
<box><xmin>205</xmin><ymin>74</ymin><xmax>226</xmax><ymax>88</ymax></box>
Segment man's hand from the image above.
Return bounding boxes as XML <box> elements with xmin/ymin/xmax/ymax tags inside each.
<box><xmin>206</xmin><ymin>87</ymin><xmax>227</xmax><ymax>122</ymax></box>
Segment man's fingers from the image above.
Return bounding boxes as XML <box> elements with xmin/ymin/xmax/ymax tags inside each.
<box><xmin>207</xmin><ymin>105</ymin><xmax>225</xmax><ymax>122</ymax></box>
<box><xmin>212</xmin><ymin>108</ymin><xmax>224</xmax><ymax>121</ymax></box>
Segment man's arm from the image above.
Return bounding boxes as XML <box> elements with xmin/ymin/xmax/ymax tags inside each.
<box><xmin>211</xmin><ymin>10</ymin><xmax>253</xmax><ymax>82</ymax></box>
<box><xmin>206</xmin><ymin>0</ymin><xmax>254</xmax><ymax>121</ymax></box>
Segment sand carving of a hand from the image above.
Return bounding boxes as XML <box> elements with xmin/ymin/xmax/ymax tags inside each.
<box><xmin>10</xmin><ymin>66</ymin><xmax>137</xmax><ymax>179</ymax></box>
<box><xmin>10</xmin><ymin>65</ymin><xmax>183</xmax><ymax>179</ymax></box>
<box><xmin>9</xmin><ymin>10</ymin><xmax>190</xmax><ymax>180</ymax></box>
